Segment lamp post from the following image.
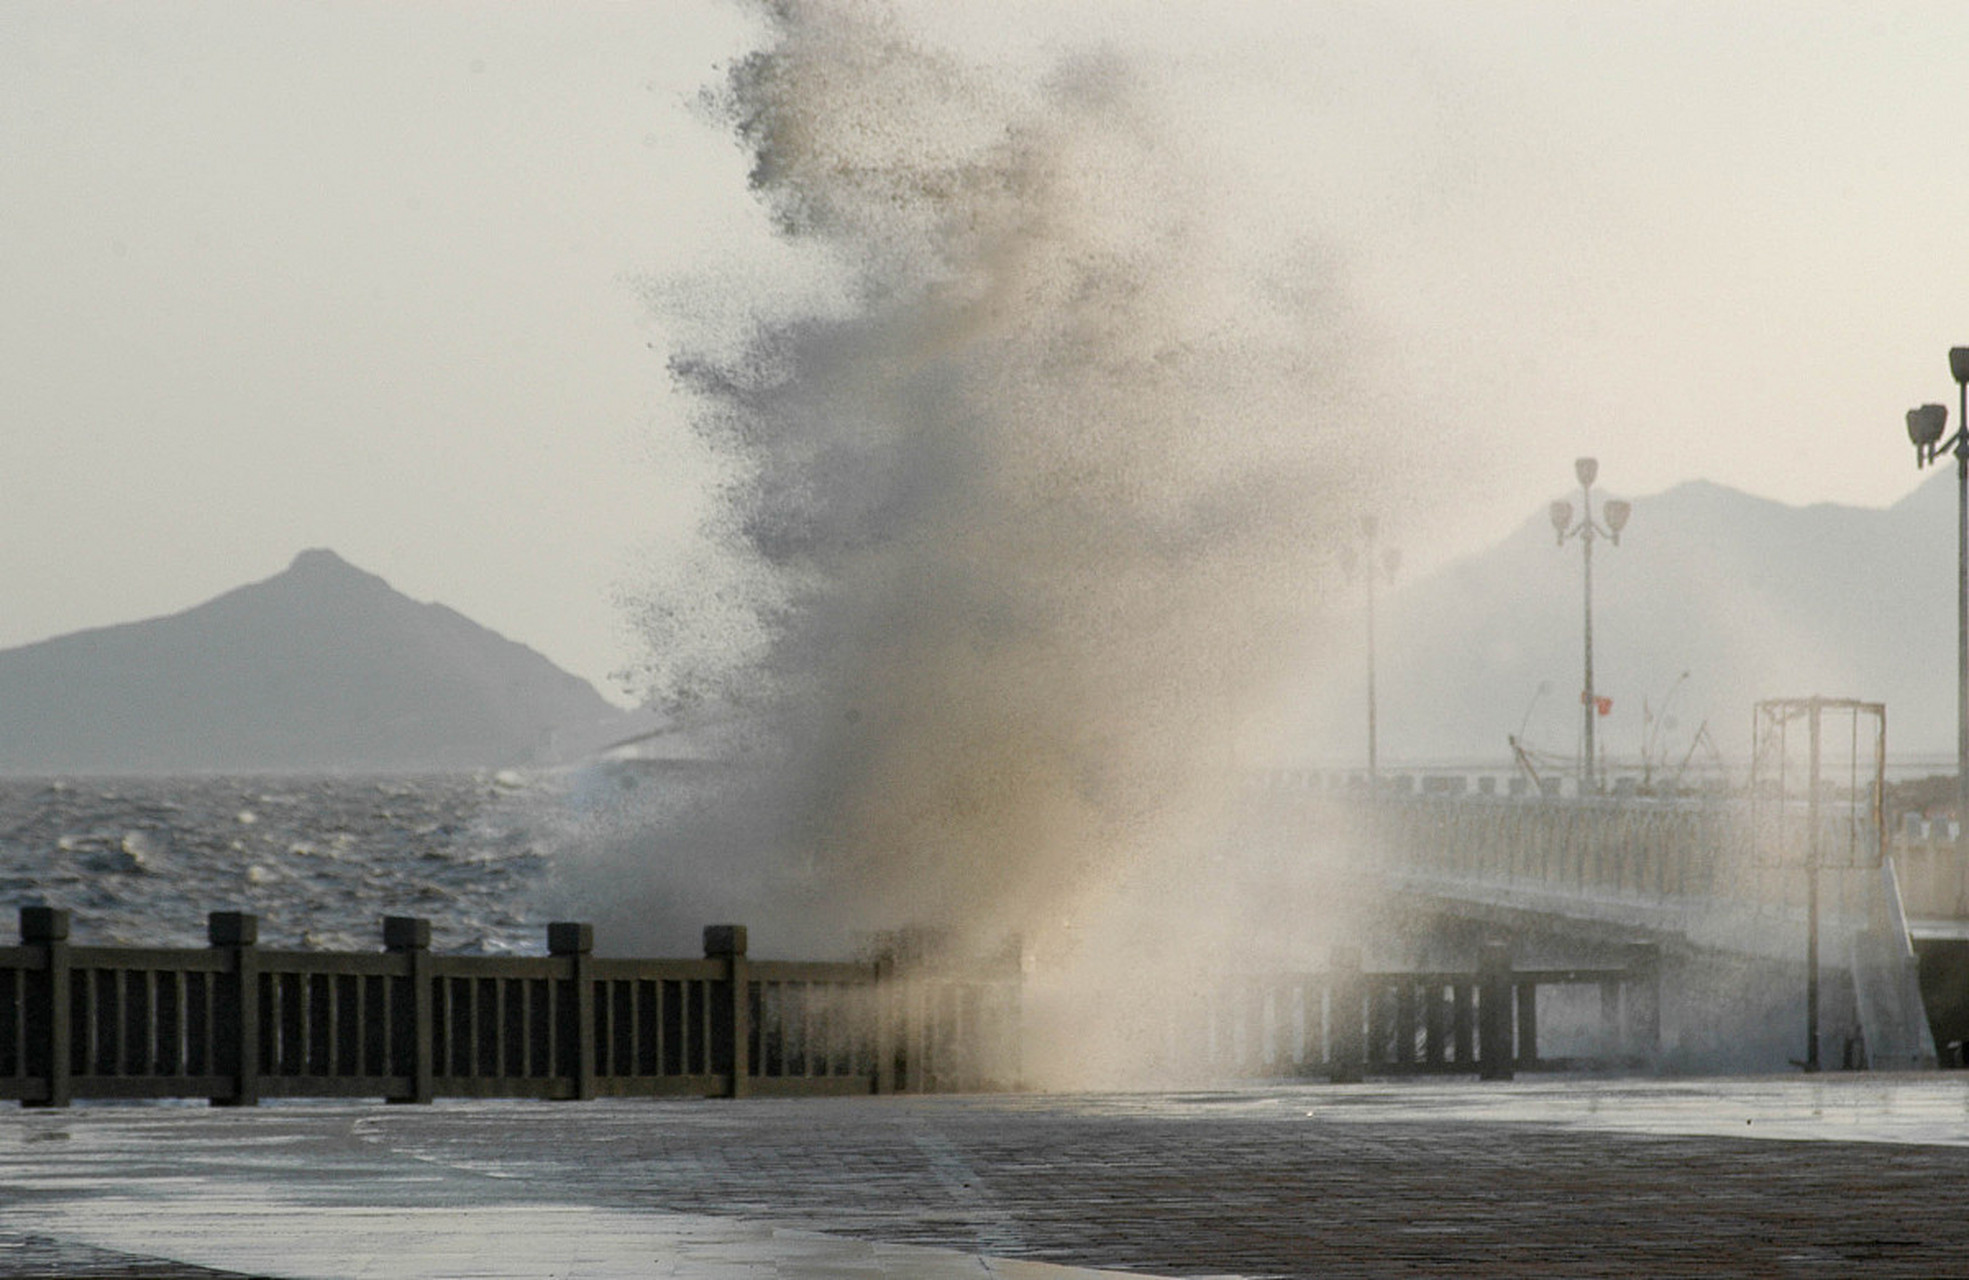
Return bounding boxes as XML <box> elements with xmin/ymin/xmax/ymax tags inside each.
<box><xmin>1550</xmin><ymin>458</ymin><xmax>1631</xmax><ymax>794</ymax></box>
<box><xmin>1343</xmin><ymin>517</ymin><xmax>1400</xmax><ymax>796</ymax></box>
<box><xmin>1905</xmin><ymin>345</ymin><xmax>1969</xmax><ymax>912</ymax></box>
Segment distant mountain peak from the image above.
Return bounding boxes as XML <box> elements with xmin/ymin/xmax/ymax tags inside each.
<box><xmin>251</xmin><ymin>547</ymin><xmax>398</xmax><ymax>605</ymax></box>
<box><xmin>0</xmin><ymin>549</ymin><xmax>631</xmax><ymax>773</ymax></box>
<box><xmin>280</xmin><ymin>547</ymin><xmax>387</xmax><ymax>586</ymax></box>
<box><xmin>289</xmin><ymin>547</ymin><xmax>354</xmax><ymax>573</ymax></box>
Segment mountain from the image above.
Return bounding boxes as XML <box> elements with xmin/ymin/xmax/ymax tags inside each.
<box><xmin>0</xmin><ymin>549</ymin><xmax>632</xmax><ymax>774</ymax></box>
<box><xmin>1302</xmin><ymin>472</ymin><xmax>1964</xmax><ymax>768</ymax></box>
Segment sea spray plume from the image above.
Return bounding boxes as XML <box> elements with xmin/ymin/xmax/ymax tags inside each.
<box><xmin>567</xmin><ymin>2</ymin><xmax>1421</xmax><ymax>1060</ymax></box>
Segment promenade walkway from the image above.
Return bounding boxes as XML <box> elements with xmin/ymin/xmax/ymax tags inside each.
<box><xmin>2</xmin><ymin>1078</ymin><xmax>1968</xmax><ymax>1278</ymax></box>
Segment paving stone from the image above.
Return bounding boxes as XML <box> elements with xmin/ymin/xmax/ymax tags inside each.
<box><xmin>0</xmin><ymin>1080</ymin><xmax>1966</xmax><ymax>1278</ymax></box>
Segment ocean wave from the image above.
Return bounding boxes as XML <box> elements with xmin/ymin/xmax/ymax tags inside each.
<box><xmin>0</xmin><ymin>773</ymin><xmax>556</xmax><ymax>954</ymax></box>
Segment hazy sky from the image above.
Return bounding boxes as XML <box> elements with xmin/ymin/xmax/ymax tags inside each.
<box><xmin>6</xmin><ymin>2</ymin><xmax>1968</xmax><ymax>703</ymax></box>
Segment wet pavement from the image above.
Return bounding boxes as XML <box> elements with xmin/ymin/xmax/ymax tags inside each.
<box><xmin>2</xmin><ymin>1077</ymin><xmax>1968</xmax><ymax>1278</ymax></box>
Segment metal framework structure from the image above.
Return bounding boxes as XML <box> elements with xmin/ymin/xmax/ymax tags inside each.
<box><xmin>1749</xmin><ymin>697</ymin><xmax>1886</xmax><ymax>1071</ymax></box>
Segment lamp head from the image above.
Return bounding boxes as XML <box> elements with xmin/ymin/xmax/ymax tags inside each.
<box><xmin>1549</xmin><ymin>500</ymin><xmax>1573</xmax><ymax>543</ymax></box>
<box><xmin>1951</xmin><ymin>347</ymin><xmax>1969</xmax><ymax>387</ymax></box>
<box><xmin>1574</xmin><ymin>457</ymin><xmax>1598</xmax><ymax>489</ymax></box>
<box><xmin>1603</xmin><ymin>498</ymin><xmax>1631</xmax><ymax>543</ymax></box>
<box><xmin>1909</xmin><ymin>403</ymin><xmax>1948</xmax><ymax>456</ymax></box>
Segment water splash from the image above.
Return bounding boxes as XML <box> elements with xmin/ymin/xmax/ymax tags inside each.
<box><xmin>563</xmin><ymin>0</ymin><xmax>1433</xmax><ymax>1080</ymax></box>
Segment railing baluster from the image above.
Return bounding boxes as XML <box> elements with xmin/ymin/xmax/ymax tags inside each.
<box><xmin>760</xmin><ymin>981</ymin><xmax>781</xmax><ymax>1078</ymax></box>
<box><xmin>362</xmin><ymin>973</ymin><xmax>385</xmax><ymax>1077</ymax></box>
<box><xmin>1328</xmin><ymin>947</ymin><xmax>1362</xmax><ymax>1084</ymax></box>
<box><xmin>310</xmin><ymin>973</ymin><xmax>333</xmax><ymax>1076</ymax></box>
<box><xmin>1</xmin><ymin>967</ymin><xmax>20</xmax><ymax>1079</ymax></box>
<box><xmin>282</xmin><ymin>972</ymin><xmax>306</xmax><ymax>1075</ymax></box>
<box><xmin>1425</xmin><ymin>982</ymin><xmax>1448</xmax><ymax>1068</ymax></box>
<box><xmin>127</xmin><ymin>969</ymin><xmax>152</xmax><ymax>1077</ymax></box>
<box><xmin>610</xmin><ymin>979</ymin><xmax>632</xmax><ymax>1077</ymax></box>
<box><xmin>688</xmin><ymin>979</ymin><xmax>706</xmax><ymax>1076</ymax></box>
<box><xmin>475</xmin><ymin>977</ymin><xmax>497</xmax><ymax>1078</ymax></box>
<box><xmin>1517</xmin><ymin>981</ymin><xmax>1539</xmax><ymax>1070</ymax></box>
<box><xmin>452</xmin><ymin>976</ymin><xmax>472</xmax><ymax>1078</ymax></box>
<box><xmin>663</xmin><ymin>979</ymin><xmax>684</xmax><ymax>1076</ymax></box>
<box><xmin>636</xmin><ymin>980</ymin><xmax>657</xmax><ymax>1076</ymax></box>
<box><xmin>1395</xmin><ymin>981</ymin><xmax>1417</xmax><ymax>1069</ymax></box>
<box><xmin>187</xmin><ymin>971</ymin><xmax>209</xmax><ymax>1077</ymax></box>
<box><xmin>500</xmin><ymin>979</ymin><xmax>519</xmax><ymax>1078</ymax></box>
<box><xmin>335</xmin><ymin>974</ymin><xmax>358</xmax><ymax>1076</ymax></box>
<box><xmin>530</xmin><ymin>977</ymin><xmax>552</xmax><ymax>1078</ymax></box>
<box><xmin>157</xmin><ymin>970</ymin><xmax>180</xmax><ymax>1077</ymax></box>
<box><xmin>1453</xmin><ymin>981</ymin><xmax>1475</xmax><ymax>1066</ymax></box>
<box><xmin>96</xmin><ymin>969</ymin><xmax>120</xmax><ymax>1077</ymax></box>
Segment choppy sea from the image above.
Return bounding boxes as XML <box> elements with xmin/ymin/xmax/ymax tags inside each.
<box><xmin>0</xmin><ymin>772</ymin><xmax>563</xmax><ymax>956</ymax></box>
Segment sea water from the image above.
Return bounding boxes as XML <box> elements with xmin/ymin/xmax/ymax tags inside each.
<box><xmin>0</xmin><ymin>773</ymin><xmax>556</xmax><ymax>956</ymax></box>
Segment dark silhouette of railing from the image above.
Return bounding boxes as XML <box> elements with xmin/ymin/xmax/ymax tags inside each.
<box><xmin>0</xmin><ymin>906</ymin><xmax>1657</xmax><ymax>1103</ymax></box>
<box><xmin>0</xmin><ymin>908</ymin><xmax>1018</xmax><ymax>1107</ymax></box>
<box><xmin>1188</xmin><ymin>941</ymin><xmax>1660</xmax><ymax>1083</ymax></box>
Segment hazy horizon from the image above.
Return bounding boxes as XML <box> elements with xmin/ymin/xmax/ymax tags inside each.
<box><xmin>6</xmin><ymin>3</ymin><xmax>1968</xmax><ymax>708</ymax></box>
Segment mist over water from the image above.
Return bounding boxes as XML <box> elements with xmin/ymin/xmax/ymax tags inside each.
<box><xmin>554</xmin><ymin>0</ymin><xmax>1430</xmax><ymax>1082</ymax></box>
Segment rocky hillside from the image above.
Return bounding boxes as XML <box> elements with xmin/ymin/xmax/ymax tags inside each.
<box><xmin>0</xmin><ymin>549</ymin><xmax>631</xmax><ymax>773</ymax></box>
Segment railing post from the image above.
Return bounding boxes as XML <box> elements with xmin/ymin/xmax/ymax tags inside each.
<box><xmin>1516</xmin><ymin>979</ymin><xmax>1539</xmax><ymax>1070</ymax></box>
<box><xmin>704</xmin><ymin>925</ymin><xmax>749</xmax><ymax>1098</ymax></box>
<box><xmin>22</xmin><ymin>908</ymin><xmax>71</xmax><ymax>1108</ymax></box>
<box><xmin>1623</xmin><ymin>941</ymin><xmax>1662</xmax><ymax>1061</ymax></box>
<box><xmin>209</xmin><ymin>912</ymin><xmax>260</xmax><ymax>1106</ymax></box>
<box><xmin>546</xmin><ymin>922</ymin><xmax>593</xmax><ymax>1101</ymax></box>
<box><xmin>872</xmin><ymin>946</ymin><xmax>898</xmax><ymax>1095</ymax></box>
<box><xmin>1478</xmin><ymin>939</ymin><xmax>1515</xmax><ymax>1082</ymax></box>
<box><xmin>385</xmin><ymin>917</ymin><xmax>433</xmax><ymax>1104</ymax></box>
<box><xmin>1328</xmin><ymin>945</ymin><xmax>1364</xmax><ymax>1084</ymax></box>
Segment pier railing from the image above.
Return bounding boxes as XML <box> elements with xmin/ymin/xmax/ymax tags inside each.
<box><xmin>0</xmin><ymin>907</ymin><xmax>1657</xmax><ymax>1104</ymax></box>
<box><xmin>0</xmin><ymin>908</ymin><xmax>1019</xmax><ymax>1107</ymax></box>
<box><xmin>1191</xmin><ymin>941</ymin><xmax>1659</xmax><ymax>1083</ymax></box>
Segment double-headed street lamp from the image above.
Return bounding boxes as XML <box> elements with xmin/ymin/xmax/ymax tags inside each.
<box><xmin>1904</xmin><ymin>346</ymin><xmax>1969</xmax><ymax>910</ymax></box>
<box><xmin>1550</xmin><ymin>458</ymin><xmax>1631</xmax><ymax>794</ymax></box>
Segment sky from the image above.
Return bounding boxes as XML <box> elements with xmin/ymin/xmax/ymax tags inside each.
<box><xmin>5</xmin><ymin>1</ymin><xmax>1969</xmax><ymax>706</ymax></box>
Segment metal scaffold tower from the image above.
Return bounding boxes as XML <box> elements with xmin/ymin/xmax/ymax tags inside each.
<box><xmin>1749</xmin><ymin>697</ymin><xmax>1887</xmax><ymax>1072</ymax></box>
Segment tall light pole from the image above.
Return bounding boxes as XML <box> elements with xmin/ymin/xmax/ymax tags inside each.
<box><xmin>1904</xmin><ymin>344</ymin><xmax>1969</xmax><ymax>911</ymax></box>
<box><xmin>1344</xmin><ymin>516</ymin><xmax>1400</xmax><ymax>796</ymax></box>
<box><xmin>1550</xmin><ymin>458</ymin><xmax>1631</xmax><ymax>794</ymax></box>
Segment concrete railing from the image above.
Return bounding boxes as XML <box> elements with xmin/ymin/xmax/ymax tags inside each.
<box><xmin>1182</xmin><ymin>942</ymin><xmax>1659</xmax><ymax>1083</ymax></box>
<box><xmin>1249</xmin><ymin>778</ymin><xmax>1969</xmax><ymax>922</ymax></box>
<box><xmin>0</xmin><ymin>908</ymin><xmax>1019</xmax><ymax>1108</ymax></box>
